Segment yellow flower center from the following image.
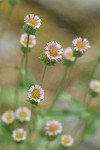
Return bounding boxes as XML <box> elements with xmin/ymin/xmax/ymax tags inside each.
<box><xmin>94</xmin><ymin>84</ymin><xmax>99</xmax><ymax>90</ymax></box>
<box><xmin>49</xmin><ymin>47</ymin><xmax>58</xmax><ymax>57</ymax></box>
<box><xmin>32</xmin><ymin>89</ymin><xmax>40</xmax><ymax>99</ymax></box>
<box><xmin>6</xmin><ymin>114</ymin><xmax>12</xmax><ymax>120</ymax></box>
<box><xmin>67</xmin><ymin>52</ymin><xmax>73</xmax><ymax>57</ymax></box>
<box><xmin>63</xmin><ymin>138</ymin><xmax>70</xmax><ymax>144</ymax></box>
<box><xmin>24</xmin><ymin>37</ymin><xmax>33</xmax><ymax>45</ymax></box>
<box><xmin>77</xmin><ymin>42</ymin><xmax>85</xmax><ymax>49</ymax></box>
<box><xmin>19</xmin><ymin>111</ymin><xmax>27</xmax><ymax>118</ymax></box>
<box><xmin>28</xmin><ymin>19</ymin><xmax>37</xmax><ymax>26</ymax></box>
<box><xmin>16</xmin><ymin>132</ymin><xmax>23</xmax><ymax>139</ymax></box>
<box><xmin>49</xmin><ymin>125</ymin><xmax>58</xmax><ymax>132</ymax></box>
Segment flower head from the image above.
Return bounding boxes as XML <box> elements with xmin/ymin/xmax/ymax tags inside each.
<box><xmin>1</xmin><ymin>110</ymin><xmax>15</xmax><ymax>124</ymax></box>
<box><xmin>28</xmin><ymin>85</ymin><xmax>44</xmax><ymax>103</ymax></box>
<box><xmin>61</xmin><ymin>135</ymin><xmax>74</xmax><ymax>147</ymax></box>
<box><xmin>20</xmin><ymin>33</ymin><xmax>36</xmax><ymax>48</ymax></box>
<box><xmin>45</xmin><ymin>41</ymin><xmax>63</xmax><ymax>61</ymax></box>
<box><xmin>45</xmin><ymin>120</ymin><xmax>62</xmax><ymax>136</ymax></box>
<box><xmin>63</xmin><ymin>47</ymin><xmax>75</xmax><ymax>62</ymax></box>
<box><xmin>12</xmin><ymin>128</ymin><xmax>27</xmax><ymax>142</ymax></box>
<box><xmin>89</xmin><ymin>80</ymin><xmax>100</xmax><ymax>93</ymax></box>
<box><xmin>24</xmin><ymin>14</ymin><xmax>42</xmax><ymax>29</ymax></box>
<box><xmin>15</xmin><ymin>107</ymin><xmax>31</xmax><ymax>122</ymax></box>
<box><xmin>72</xmin><ymin>37</ymin><xmax>91</xmax><ymax>53</ymax></box>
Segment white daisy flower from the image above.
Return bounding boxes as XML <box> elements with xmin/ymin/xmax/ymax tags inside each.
<box><xmin>28</xmin><ymin>85</ymin><xmax>44</xmax><ymax>103</ymax></box>
<box><xmin>45</xmin><ymin>120</ymin><xmax>62</xmax><ymax>136</ymax></box>
<box><xmin>12</xmin><ymin>128</ymin><xmax>27</xmax><ymax>142</ymax></box>
<box><xmin>61</xmin><ymin>135</ymin><xmax>74</xmax><ymax>147</ymax></box>
<box><xmin>63</xmin><ymin>47</ymin><xmax>75</xmax><ymax>62</ymax></box>
<box><xmin>24</xmin><ymin>14</ymin><xmax>42</xmax><ymax>29</ymax></box>
<box><xmin>89</xmin><ymin>80</ymin><xmax>100</xmax><ymax>93</ymax></box>
<box><xmin>20</xmin><ymin>33</ymin><xmax>36</xmax><ymax>48</ymax></box>
<box><xmin>1</xmin><ymin>110</ymin><xmax>15</xmax><ymax>124</ymax></box>
<box><xmin>15</xmin><ymin>107</ymin><xmax>31</xmax><ymax>122</ymax></box>
<box><xmin>45</xmin><ymin>41</ymin><xmax>63</xmax><ymax>61</ymax></box>
<box><xmin>72</xmin><ymin>37</ymin><xmax>91</xmax><ymax>53</ymax></box>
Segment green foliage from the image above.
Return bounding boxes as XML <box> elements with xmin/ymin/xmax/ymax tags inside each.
<box><xmin>58</xmin><ymin>93</ymin><xmax>92</xmax><ymax>118</ymax></box>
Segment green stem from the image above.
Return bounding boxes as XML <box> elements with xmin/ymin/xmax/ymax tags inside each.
<box><xmin>83</xmin><ymin>61</ymin><xmax>99</xmax><ymax>102</ymax></box>
<box><xmin>0</xmin><ymin>5</ymin><xmax>14</xmax><ymax>37</ymax></box>
<box><xmin>84</xmin><ymin>94</ymin><xmax>92</xmax><ymax>105</ymax></box>
<box><xmin>25</xmin><ymin>34</ymin><xmax>30</xmax><ymax>87</ymax></box>
<box><xmin>16</xmin><ymin>143</ymin><xmax>20</xmax><ymax>150</ymax></box>
<box><xmin>29</xmin><ymin>105</ymin><xmax>39</xmax><ymax>134</ymax></box>
<box><xmin>51</xmin><ymin>62</ymin><xmax>75</xmax><ymax>107</ymax></box>
<box><xmin>14</xmin><ymin>55</ymin><xmax>25</xmax><ymax>108</ymax></box>
<box><xmin>21</xmin><ymin>54</ymin><xmax>25</xmax><ymax>67</ymax></box>
<box><xmin>40</xmin><ymin>65</ymin><xmax>47</xmax><ymax>86</ymax></box>
<box><xmin>44</xmin><ymin>141</ymin><xmax>50</xmax><ymax>150</ymax></box>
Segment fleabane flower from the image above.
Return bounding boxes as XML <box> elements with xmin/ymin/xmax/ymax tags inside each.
<box><xmin>15</xmin><ymin>107</ymin><xmax>31</xmax><ymax>122</ymax></box>
<box><xmin>24</xmin><ymin>14</ymin><xmax>42</xmax><ymax>29</ymax></box>
<box><xmin>45</xmin><ymin>41</ymin><xmax>63</xmax><ymax>61</ymax></box>
<box><xmin>1</xmin><ymin>110</ymin><xmax>15</xmax><ymax>124</ymax></box>
<box><xmin>89</xmin><ymin>80</ymin><xmax>100</xmax><ymax>94</ymax></box>
<box><xmin>72</xmin><ymin>37</ymin><xmax>91</xmax><ymax>54</ymax></box>
<box><xmin>28</xmin><ymin>85</ymin><xmax>44</xmax><ymax>103</ymax></box>
<box><xmin>12</xmin><ymin>128</ymin><xmax>27</xmax><ymax>142</ymax></box>
<box><xmin>61</xmin><ymin>135</ymin><xmax>74</xmax><ymax>147</ymax></box>
<box><xmin>20</xmin><ymin>33</ymin><xmax>36</xmax><ymax>48</ymax></box>
<box><xmin>45</xmin><ymin>120</ymin><xmax>62</xmax><ymax>136</ymax></box>
<box><xmin>63</xmin><ymin>47</ymin><xmax>75</xmax><ymax>62</ymax></box>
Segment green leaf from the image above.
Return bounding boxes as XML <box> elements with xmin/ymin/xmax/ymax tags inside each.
<box><xmin>83</xmin><ymin>118</ymin><xmax>100</xmax><ymax>139</ymax></box>
<box><xmin>58</xmin><ymin>93</ymin><xmax>92</xmax><ymax>118</ymax></box>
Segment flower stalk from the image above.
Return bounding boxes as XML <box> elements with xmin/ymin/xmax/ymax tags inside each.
<box><xmin>51</xmin><ymin>61</ymin><xmax>76</xmax><ymax>106</ymax></box>
<box><xmin>25</xmin><ymin>34</ymin><xmax>30</xmax><ymax>87</ymax></box>
<box><xmin>40</xmin><ymin>65</ymin><xmax>47</xmax><ymax>86</ymax></box>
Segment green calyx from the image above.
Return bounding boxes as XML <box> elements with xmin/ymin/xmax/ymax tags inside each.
<box><xmin>29</xmin><ymin>100</ymin><xmax>38</xmax><ymax>106</ymax></box>
<box><xmin>23</xmin><ymin>24</ymin><xmax>36</xmax><ymax>35</ymax></box>
<box><xmin>21</xmin><ymin>46</ymin><xmax>32</xmax><ymax>54</ymax></box>
<box><xmin>40</xmin><ymin>52</ymin><xmax>60</xmax><ymax>66</ymax></box>
<box><xmin>63</xmin><ymin>58</ymin><xmax>75</xmax><ymax>67</ymax></box>
<box><xmin>73</xmin><ymin>48</ymin><xmax>84</xmax><ymax>57</ymax></box>
<box><xmin>89</xmin><ymin>90</ymin><xmax>98</xmax><ymax>97</ymax></box>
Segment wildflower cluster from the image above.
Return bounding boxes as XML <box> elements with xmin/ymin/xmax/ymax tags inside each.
<box><xmin>20</xmin><ymin>14</ymin><xmax>41</xmax><ymax>54</ymax></box>
<box><xmin>44</xmin><ymin>120</ymin><xmax>74</xmax><ymax>147</ymax></box>
<box><xmin>0</xmin><ymin>8</ymin><xmax>100</xmax><ymax>150</ymax></box>
<box><xmin>1</xmin><ymin>107</ymin><xmax>31</xmax><ymax>142</ymax></box>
